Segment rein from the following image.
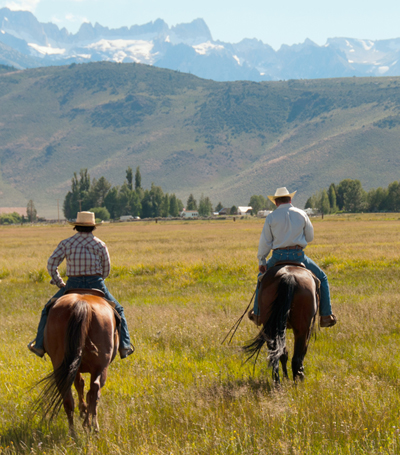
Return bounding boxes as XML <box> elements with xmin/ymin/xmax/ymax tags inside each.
<box><xmin>221</xmin><ymin>288</ymin><xmax>256</xmax><ymax>345</ymax></box>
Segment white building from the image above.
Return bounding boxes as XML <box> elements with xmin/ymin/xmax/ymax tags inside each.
<box><xmin>304</xmin><ymin>208</ymin><xmax>316</xmax><ymax>216</ymax></box>
<box><xmin>237</xmin><ymin>206</ymin><xmax>253</xmax><ymax>215</ymax></box>
<box><xmin>120</xmin><ymin>215</ymin><xmax>134</xmax><ymax>221</ymax></box>
<box><xmin>181</xmin><ymin>210</ymin><xmax>199</xmax><ymax>218</ymax></box>
<box><xmin>257</xmin><ymin>210</ymin><xmax>272</xmax><ymax>218</ymax></box>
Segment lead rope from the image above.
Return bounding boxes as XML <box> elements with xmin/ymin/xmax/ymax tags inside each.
<box><xmin>221</xmin><ymin>288</ymin><xmax>257</xmax><ymax>345</ymax></box>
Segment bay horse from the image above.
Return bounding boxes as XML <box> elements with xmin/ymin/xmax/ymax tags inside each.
<box><xmin>245</xmin><ymin>263</ymin><xmax>319</xmax><ymax>383</ymax></box>
<box><xmin>34</xmin><ymin>292</ymin><xmax>119</xmax><ymax>434</ymax></box>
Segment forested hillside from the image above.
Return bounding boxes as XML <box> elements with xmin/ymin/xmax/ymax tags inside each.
<box><xmin>0</xmin><ymin>62</ymin><xmax>400</xmax><ymax>217</ymax></box>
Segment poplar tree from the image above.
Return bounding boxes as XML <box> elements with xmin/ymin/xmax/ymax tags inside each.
<box><xmin>126</xmin><ymin>167</ymin><xmax>133</xmax><ymax>190</ymax></box>
<box><xmin>198</xmin><ymin>194</ymin><xmax>213</xmax><ymax>216</ymax></box>
<box><xmin>186</xmin><ymin>194</ymin><xmax>197</xmax><ymax>210</ymax></box>
<box><xmin>135</xmin><ymin>166</ymin><xmax>142</xmax><ymax>190</ymax></box>
<box><xmin>328</xmin><ymin>183</ymin><xmax>337</xmax><ymax>213</ymax></box>
<box><xmin>27</xmin><ymin>200</ymin><xmax>37</xmax><ymax>222</ymax></box>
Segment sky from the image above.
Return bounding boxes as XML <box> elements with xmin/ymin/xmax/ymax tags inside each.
<box><xmin>1</xmin><ymin>0</ymin><xmax>400</xmax><ymax>50</ymax></box>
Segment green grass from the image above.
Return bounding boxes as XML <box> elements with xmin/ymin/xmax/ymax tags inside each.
<box><xmin>1</xmin><ymin>217</ymin><xmax>400</xmax><ymax>453</ymax></box>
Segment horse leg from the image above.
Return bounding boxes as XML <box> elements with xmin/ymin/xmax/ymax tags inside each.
<box><xmin>74</xmin><ymin>373</ymin><xmax>87</xmax><ymax>419</ymax></box>
<box><xmin>292</xmin><ymin>334</ymin><xmax>308</xmax><ymax>381</ymax></box>
<box><xmin>85</xmin><ymin>370</ymin><xmax>107</xmax><ymax>432</ymax></box>
<box><xmin>267</xmin><ymin>341</ymin><xmax>280</xmax><ymax>384</ymax></box>
<box><xmin>280</xmin><ymin>347</ymin><xmax>289</xmax><ymax>380</ymax></box>
<box><xmin>63</xmin><ymin>388</ymin><xmax>76</xmax><ymax>436</ymax></box>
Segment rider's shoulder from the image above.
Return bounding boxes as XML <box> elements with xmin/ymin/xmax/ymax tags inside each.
<box><xmin>288</xmin><ymin>205</ymin><xmax>308</xmax><ymax>217</ymax></box>
<box><xmin>92</xmin><ymin>235</ymin><xmax>107</xmax><ymax>248</ymax></box>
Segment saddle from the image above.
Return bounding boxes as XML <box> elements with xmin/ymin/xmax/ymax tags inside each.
<box><xmin>273</xmin><ymin>261</ymin><xmax>305</xmax><ymax>268</ymax></box>
<box><xmin>46</xmin><ymin>288</ymin><xmax>121</xmax><ymax>326</ymax></box>
<box><xmin>65</xmin><ymin>288</ymin><xmax>106</xmax><ymax>298</ymax></box>
<box><xmin>258</xmin><ymin>261</ymin><xmax>305</xmax><ymax>283</ymax></box>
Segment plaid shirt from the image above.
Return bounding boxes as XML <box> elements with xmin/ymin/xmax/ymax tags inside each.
<box><xmin>47</xmin><ymin>232</ymin><xmax>111</xmax><ymax>287</ymax></box>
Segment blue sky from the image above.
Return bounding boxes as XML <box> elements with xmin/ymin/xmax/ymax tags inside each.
<box><xmin>1</xmin><ymin>0</ymin><xmax>399</xmax><ymax>49</ymax></box>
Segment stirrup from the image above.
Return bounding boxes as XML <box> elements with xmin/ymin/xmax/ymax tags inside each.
<box><xmin>248</xmin><ymin>310</ymin><xmax>262</xmax><ymax>327</ymax></box>
<box><xmin>27</xmin><ymin>340</ymin><xmax>45</xmax><ymax>358</ymax></box>
<box><xmin>120</xmin><ymin>343</ymin><xmax>135</xmax><ymax>359</ymax></box>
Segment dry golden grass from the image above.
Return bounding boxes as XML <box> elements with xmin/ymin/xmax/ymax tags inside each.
<box><xmin>1</xmin><ymin>214</ymin><xmax>400</xmax><ymax>454</ymax></box>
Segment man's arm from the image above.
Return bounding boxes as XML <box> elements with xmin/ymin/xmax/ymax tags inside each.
<box><xmin>257</xmin><ymin>219</ymin><xmax>273</xmax><ymax>266</ymax></box>
<box><xmin>304</xmin><ymin>214</ymin><xmax>314</xmax><ymax>242</ymax></box>
<box><xmin>101</xmin><ymin>244</ymin><xmax>111</xmax><ymax>279</ymax></box>
<box><xmin>47</xmin><ymin>241</ymin><xmax>66</xmax><ymax>287</ymax></box>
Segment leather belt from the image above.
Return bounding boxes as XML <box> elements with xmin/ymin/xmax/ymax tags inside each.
<box><xmin>274</xmin><ymin>245</ymin><xmax>303</xmax><ymax>251</ymax></box>
<box><xmin>68</xmin><ymin>274</ymin><xmax>102</xmax><ymax>277</ymax></box>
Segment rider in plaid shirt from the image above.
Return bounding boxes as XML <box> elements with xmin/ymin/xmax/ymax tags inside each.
<box><xmin>28</xmin><ymin>212</ymin><xmax>134</xmax><ymax>359</ymax></box>
<box><xmin>47</xmin><ymin>233</ymin><xmax>111</xmax><ymax>287</ymax></box>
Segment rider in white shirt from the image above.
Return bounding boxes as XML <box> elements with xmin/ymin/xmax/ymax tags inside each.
<box><xmin>249</xmin><ymin>187</ymin><xmax>337</xmax><ymax>328</ymax></box>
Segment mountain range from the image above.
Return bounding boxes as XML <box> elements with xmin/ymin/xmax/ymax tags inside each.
<box><xmin>2</xmin><ymin>8</ymin><xmax>400</xmax><ymax>81</ymax></box>
<box><xmin>1</xmin><ymin>62</ymin><xmax>400</xmax><ymax>218</ymax></box>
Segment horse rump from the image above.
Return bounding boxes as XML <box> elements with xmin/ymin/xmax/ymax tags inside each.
<box><xmin>33</xmin><ymin>299</ymin><xmax>91</xmax><ymax>420</ymax></box>
<box><xmin>244</xmin><ymin>273</ymin><xmax>296</xmax><ymax>366</ymax></box>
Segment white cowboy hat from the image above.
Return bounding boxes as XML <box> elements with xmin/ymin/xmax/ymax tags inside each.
<box><xmin>68</xmin><ymin>211</ymin><xmax>101</xmax><ymax>226</ymax></box>
<box><xmin>267</xmin><ymin>187</ymin><xmax>297</xmax><ymax>205</ymax></box>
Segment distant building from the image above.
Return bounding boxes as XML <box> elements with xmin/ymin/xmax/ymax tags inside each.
<box><xmin>257</xmin><ymin>210</ymin><xmax>272</xmax><ymax>218</ymax></box>
<box><xmin>181</xmin><ymin>210</ymin><xmax>199</xmax><ymax>218</ymax></box>
<box><xmin>237</xmin><ymin>206</ymin><xmax>253</xmax><ymax>215</ymax></box>
<box><xmin>218</xmin><ymin>208</ymin><xmax>230</xmax><ymax>215</ymax></box>
<box><xmin>304</xmin><ymin>208</ymin><xmax>316</xmax><ymax>216</ymax></box>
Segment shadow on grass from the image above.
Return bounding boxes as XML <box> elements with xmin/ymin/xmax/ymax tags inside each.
<box><xmin>0</xmin><ymin>418</ymin><xmax>94</xmax><ymax>454</ymax></box>
<box><xmin>0</xmin><ymin>421</ymin><xmax>65</xmax><ymax>453</ymax></box>
<box><xmin>204</xmin><ymin>375</ymin><xmax>276</xmax><ymax>401</ymax></box>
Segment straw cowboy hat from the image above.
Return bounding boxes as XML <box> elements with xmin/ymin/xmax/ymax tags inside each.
<box><xmin>69</xmin><ymin>211</ymin><xmax>102</xmax><ymax>226</ymax></box>
<box><xmin>268</xmin><ymin>187</ymin><xmax>297</xmax><ymax>205</ymax></box>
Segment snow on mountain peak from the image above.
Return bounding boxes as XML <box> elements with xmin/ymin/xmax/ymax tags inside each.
<box><xmin>193</xmin><ymin>41</ymin><xmax>224</xmax><ymax>55</ymax></box>
<box><xmin>3</xmin><ymin>9</ymin><xmax>400</xmax><ymax>81</ymax></box>
<box><xmin>87</xmin><ymin>39</ymin><xmax>155</xmax><ymax>63</ymax></box>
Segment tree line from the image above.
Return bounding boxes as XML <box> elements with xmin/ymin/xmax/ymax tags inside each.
<box><xmin>305</xmin><ymin>179</ymin><xmax>400</xmax><ymax>214</ymax></box>
<box><xmin>63</xmin><ymin>167</ymin><xmax>231</xmax><ymax>219</ymax></box>
<box><xmin>63</xmin><ymin>167</ymin><xmax>278</xmax><ymax>220</ymax></box>
<box><xmin>63</xmin><ymin>167</ymin><xmax>187</xmax><ymax>220</ymax></box>
<box><xmin>0</xmin><ymin>199</ymin><xmax>37</xmax><ymax>225</ymax></box>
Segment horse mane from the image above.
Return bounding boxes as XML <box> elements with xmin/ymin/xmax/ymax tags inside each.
<box><xmin>244</xmin><ymin>273</ymin><xmax>296</xmax><ymax>366</ymax></box>
<box><xmin>33</xmin><ymin>299</ymin><xmax>92</xmax><ymax>420</ymax></box>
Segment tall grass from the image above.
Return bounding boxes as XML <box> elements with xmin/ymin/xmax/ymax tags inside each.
<box><xmin>1</xmin><ymin>215</ymin><xmax>400</xmax><ymax>453</ymax></box>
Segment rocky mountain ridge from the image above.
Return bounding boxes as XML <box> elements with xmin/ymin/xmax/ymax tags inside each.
<box><xmin>1</xmin><ymin>8</ymin><xmax>400</xmax><ymax>81</ymax></box>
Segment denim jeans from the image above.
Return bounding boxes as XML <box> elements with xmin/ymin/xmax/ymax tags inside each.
<box><xmin>254</xmin><ymin>249</ymin><xmax>332</xmax><ymax>316</ymax></box>
<box><xmin>34</xmin><ymin>276</ymin><xmax>131</xmax><ymax>349</ymax></box>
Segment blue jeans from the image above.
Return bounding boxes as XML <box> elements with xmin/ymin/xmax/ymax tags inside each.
<box><xmin>34</xmin><ymin>276</ymin><xmax>131</xmax><ymax>350</ymax></box>
<box><xmin>254</xmin><ymin>249</ymin><xmax>332</xmax><ymax>316</ymax></box>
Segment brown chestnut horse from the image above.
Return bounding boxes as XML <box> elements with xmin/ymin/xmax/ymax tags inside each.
<box><xmin>245</xmin><ymin>264</ymin><xmax>319</xmax><ymax>383</ymax></box>
<box><xmin>34</xmin><ymin>293</ymin><xmax>119</xmax><ymax>434</ymax></box>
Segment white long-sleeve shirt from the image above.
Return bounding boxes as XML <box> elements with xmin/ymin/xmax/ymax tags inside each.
<box><xmin>257</xmin><ymin>203</ymin><xmax>314</xmax><ymax>265</ymax></box>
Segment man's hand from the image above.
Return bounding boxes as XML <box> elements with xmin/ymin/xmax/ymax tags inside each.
<box><xmin>259</xmin><ymin>265</ymin><xmax>267</xmax><ymax>273</ymax></box>
<box><xmin>50</xmin><ymin>279</ymin><xmax>66</xmax><ymax>288</ymax></box>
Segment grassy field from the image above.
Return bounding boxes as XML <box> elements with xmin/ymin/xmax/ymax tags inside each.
<box><xmin>1</xmin><ymin>214</ymin><xmax>400</xmax><ymax>454</ymax></box>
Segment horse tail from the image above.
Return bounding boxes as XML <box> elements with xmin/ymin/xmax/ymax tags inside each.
<box><xmin>244</xmin><ymin>273</ymin><xmax>296</xmax><ymax>366</ymax></box>
<box><xmin>34</xmin><ymin>299</ymin><xmax>92</xmax><ymax>420</ymax></box>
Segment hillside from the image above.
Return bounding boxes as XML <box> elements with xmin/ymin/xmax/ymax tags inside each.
<box><xmin>0</xmin><ymin>61</ymin><xmax>400</xmax><ymax>217</ymax></box>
